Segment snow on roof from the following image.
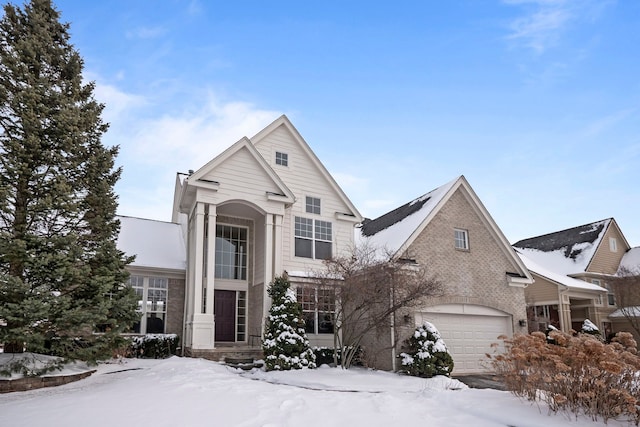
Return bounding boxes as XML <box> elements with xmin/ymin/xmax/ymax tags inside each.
<box><xmin>117</xmin><ymin>216</ymin><xmax>186</xmax><ymax>271</ymax></box>
<box><xmin>513</xmin><ymin>219</ymin><xmax>611</xmax><ymax>275</ymax></box>
<box><xmin>619</xmin><ymin>247</ymin><xmax>640</xmax><ymax>274</ymax></box>
<box><xmin>355</xmin><ymin>177</ymin><xmax>458</xmax><ymax>256</ymax></box>
<box><xmin>516</xmin><ymin>251</ymin><xmax>607</xmax><ymax>292</ymax></box>
<box><xmin>609</xmin><ymin>306</ymin><xmax>640</xmax><ymax>318</ymax></box>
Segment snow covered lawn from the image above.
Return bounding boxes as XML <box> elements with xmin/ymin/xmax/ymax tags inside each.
<box><xmin>0</xmin><ymin>356</ymin><xmax>632</xmax><ymax>426</ymax></box>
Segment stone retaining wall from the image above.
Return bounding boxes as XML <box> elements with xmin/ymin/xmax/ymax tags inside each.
<box><xmin>0</xmin><ymin>370</ymin><xmax>95</xmax><ymax>393</ymax></box>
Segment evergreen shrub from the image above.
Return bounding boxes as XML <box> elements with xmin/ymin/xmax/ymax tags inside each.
<box><xmin>262</xmin><ymin>275</ymin><xmax>316</xmax><ymax>371</ymax></box>
<box><xmin>399</xmin><ymin>321</ymin><xmax>454</xmax><ymax>377</ymax></box>
<box><xmin>130</xmin><ymin>334</ymin><xmax>179</xmax><ymax>359</ymax></box>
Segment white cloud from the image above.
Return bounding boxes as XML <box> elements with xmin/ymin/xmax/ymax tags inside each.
<box><xmin>126</xmin><ymin>26</ymin><xmax>166</xmax><ymax>40</ymax></box>
<box><xmin>108</xmin><ymin>91</ymin><xmax>282</xmax><ymax>220</ymax></box>
<box><xmin>93</xmin><ymin>82</ymin><xmax>148</xmax><ymax>124</ymax></box>
<box><xmin>505</xmin><ymin>0</ymin><xmax>573</xmax><ymax>53</ymax></box>
<box><xmin>581</xmin><ymin>108</ymin><xmax>635</xmax><ymax>138</ymax></box>
<box><xmin>503</xmin><ymin>0</ymin><xmax>609</xmax><ymax>54</ymax></box>
<box><xmin>129</xmin><ymin>93</ymin><xmax>281</xmax><ymax>172</ymax></box>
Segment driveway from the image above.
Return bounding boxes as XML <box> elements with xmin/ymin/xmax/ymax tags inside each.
<box><xmin>453</xmin><ymin>374</ymin><xmax>506</xmax><ymax>391</ymax></box>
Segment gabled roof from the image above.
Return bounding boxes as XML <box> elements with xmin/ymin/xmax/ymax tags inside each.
<box><xmin>357</xmin><ymin>177</ymin><xmax>457</xmax><ymax>254</ymax></box>
<box><xmin>513</xmin><ymin>219</ymin><xmax>613</xmax><ymax>275</ymax></box>
<box><xmin>517</xmin><ymin>251</ymin><xmax>607</xmax><ymax>292</ymax></box>
<box><xmin>251</xmin><ymin>115</ymin><xmax>362</xmax><ymax>222</ymax></box>
<box><xmin>356</xmin><ymin>176</ymin><xmax>532</xmax><ymax>284</ymax></box>
<box><xmin>117</xmin><ymin>216</ymin><xmax>186</xmax><ymax>271</ymax></box>
<box><xmin>177</xmin><ymin>136</ymin><xmax>296</xmax><ymax>212</ymax></box>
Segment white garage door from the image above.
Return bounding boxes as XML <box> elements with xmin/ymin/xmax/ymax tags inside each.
<box><xmin>417</xmin><ymin>307</ymin><xmax>511</xmax><ymax>374</ymax></box>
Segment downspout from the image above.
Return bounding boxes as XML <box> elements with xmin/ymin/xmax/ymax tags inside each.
<box><xmin>390</xmin><ymin>277</ymin><xmax>397</xmax><ymax>371</ymax></box>
<box><xmin>181</xmin><ymin>279</ymin><xmax>188</xmax><ymax>357</ymax></box>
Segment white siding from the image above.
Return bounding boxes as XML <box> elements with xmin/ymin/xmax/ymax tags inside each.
<box><xmin>254</xmin><ymin>125</ymin><xmax>356</xmax><ymax>272</ymax></box>
<box><xmin>202</xmin><ymin>146</ymin><xmax>282</xmax><ymax>206</ymax></box>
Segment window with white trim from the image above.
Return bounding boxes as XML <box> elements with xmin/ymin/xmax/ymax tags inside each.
<box><xmin>275</xmin><ymin>151</ymin><xmax>288</xmax><ymax>166</ymax></box>
<box><xmin>305</xmin><ymin>196</ymin><xmax>321</xmax><ymax>214</ymax></box>
<box><xmin>294</xmin><ymin>216</ymin><xmax>332</xmax><ymax>259</ymax></box>
<box><xmin>609</xmin><ymin>237</ymin><xmax>618</xmax><ymax>252</ymax></box>
<box><xmin>454</xmin><ymin>228</ymin><xmax>469</xmax><ymax>250</ymax></box>
<box><xmin>129</xmin><ymin>275</ymin><xmax>168</xmax><ymax>334</ymax></box>
<box><xmin>296</xmin><ymin>286</ymin><xmax>335</xmax><ymax>334</ymax></box>
<box><xmin>604</xmin><ymin>283</ymin><xmax>616</xmax><ymax>306</ymax></box>
<box><xmin>215</xmin><ymin>225</ymin><xmax>247</xmax><ymax>280</ymax></box>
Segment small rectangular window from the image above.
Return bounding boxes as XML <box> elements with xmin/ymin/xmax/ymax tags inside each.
<box><xmin>275</xmin><ymin>151</ymin><xmax>288</xmax><ymax>166</ymax></box>
<box><xmin>454</xmin><ymin>228</ymin><xmax>469</xmax><ymax>250</ymax></box>
<box><xmin>609</xmin><ymin>237</ymin><xmax>618</xmax><ymax>252</ymax></box>
<box><xmin>305</xmin><ymin>196</ymin><xmax>321</xmax><ymax>214</ymax></box>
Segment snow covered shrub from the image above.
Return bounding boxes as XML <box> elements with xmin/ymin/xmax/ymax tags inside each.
<box><xmin>130</xmin><ymin>334</ymin><xmax>179</xmax><ymax>359</ymax></box>
<box><xmin>580</xmin><ymin>319</ymin><xmax>601</xmax><ymax>338</ymax></box>
<box><xmin>262</xmin><ymin>275</ymin><xmax>316</xmax><ymax>371</ymax></box>
<box><xmin>489</xmin><ymin>331</ymin><xmax>640</xmax><ymax>425</ymax></box>
<box><xmin>399</xmin><ymin>322</ymin><xmax>453</xmax><ymax>378</ymax></box>
<box><xmin>312</xmin><ymin>346</ymin><xmax>362</xmax><ymax>366</ymax></box>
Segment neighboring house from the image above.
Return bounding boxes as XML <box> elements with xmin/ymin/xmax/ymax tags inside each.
<box><xmin>608</xmin><ymin>246</ymin><xmax>640</xmax><ymax>340</ymax></box>
<box><xmin>356</xmin><ymin>176</ymin><xmax>533</xmax><ymax>374</ymax></box>
<box><xmin>513</xmin><ymin>218</ymin><xmax>631</xmax><ymax>337</ymax></box>
<box><xmin>117</xmin><ymin>115</ymin><xmax>362</xmax><ymax>359</ymax></box>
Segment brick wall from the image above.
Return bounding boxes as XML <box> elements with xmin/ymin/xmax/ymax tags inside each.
<box><xmin>167</xmin><ymin>278</ymin><xmax>185</xmax><ymax>336</ymax></box>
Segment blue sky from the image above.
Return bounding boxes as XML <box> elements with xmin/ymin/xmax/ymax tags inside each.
<box><xmin>53</xmin><ymin>0</ymin><xmax>639</xmax><ymax>246</ymax></box>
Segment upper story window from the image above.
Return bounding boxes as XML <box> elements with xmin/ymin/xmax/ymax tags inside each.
<box><xmin>215</xmin><ymin>225</ymin><xmax>247</xmax><ymax>280</ymax></box>
<box><xmin>275</xmin><ymin>151</ymin><xmax>288</xmax><ymax>166</ymax></box>
<box><xmin>609</xmin><ymin>237</ymin><xmax>618</xmax><ymax>252</ymax></box>
<box><xmin>305</xmin><ymin>196</ymin><xmax>321</xmax><ymax>214</ymax></box>
<box><xmin>454</xmin><ymin>228</ymin><xmax>469</xmax><ymax>250</ymax></box>
<box><xmin>294</xmin><ymin>216</ymin><xmax>332</xmax><ymax>259</ymax></box>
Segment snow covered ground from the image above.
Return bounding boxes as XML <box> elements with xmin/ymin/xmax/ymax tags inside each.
<box><xmin>0</xmin><ymin>356</ymin><xmax>632</xmax><ymax>426</ymax></box>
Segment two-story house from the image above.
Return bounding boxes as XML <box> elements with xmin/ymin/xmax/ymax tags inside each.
<box><xmin>513</xmin><ymin>218</ymin><xmax>631</xmax><ymax>337</ymax></box>
<box><xmin>118</xmin><ymin>115</ymin><xmax>362</xmax><ymax>359</ymax></box>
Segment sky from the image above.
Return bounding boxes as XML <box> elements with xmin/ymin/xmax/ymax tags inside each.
<box><xmin>47</xmin><ymin>0</ymin><xmax>640</xmax><ymax>246</ymax></box>
<box><xmin>0</xmin><ymin>356</ymin><xmax>632</xmax><ymax>427</ymax></box>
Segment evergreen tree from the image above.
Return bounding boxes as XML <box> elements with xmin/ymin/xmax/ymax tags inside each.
<box><xmin>0</xmin><ymin>0</ymin><xmax>138</xmax><ymax>363</ymax></box>
<box><xmin>399</xmin><ymin>321</ymin><xmax>454</xmax><ymax>377</ymax></box>
<box><xmin>262</xmin><ymin>274</ymin><xmax>316</xmax><ymax>371</ymax></box>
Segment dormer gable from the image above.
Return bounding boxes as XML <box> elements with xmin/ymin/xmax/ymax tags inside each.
<box><xmin>177</xmin><ymin>136</ymin><xmax>295</xmax><ymax>214</ymax></box>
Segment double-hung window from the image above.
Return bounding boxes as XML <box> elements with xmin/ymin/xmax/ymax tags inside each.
<box><xmin>295</xmin><ymin>196</ymin><xmax>332</xmax><ymax>259</ymax></box>
<box><xmin>295</xmin><ymin>217</ymin><xmax>332</xmax><ymax>259</ymax></box>
<box><xmin>454</xmin><ymin>228</ymin><xmax>469</xmax><ymax>250</ymax></box>
<box><xmin>296</xmin><ymin>286</ymin><xmax>335</xmax><ymax>334</ymax></box>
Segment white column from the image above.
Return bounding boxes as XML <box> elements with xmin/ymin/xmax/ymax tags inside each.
<box><xmin>190</xmin><ymin>202</ymin><xmax>215</xmax><ymax>350</ymax></box>
<box><xmin>273</xmin><ymin>214</ymin><xmax>283</xmax><ymax>277</ymax></box>
<box><xmin>263</xmin><ymin>214</ymin><xmax>274</xmax><ymax>325</ymax></box>
<box><xmin>193</xmin><ymin>202</ymin><xmax>205</xmax><ymax>314</ymax></box>
<box><xmin>205</xmin><ymin>205</ymin><xmax>216</xmax><ymax>316</ymax></box>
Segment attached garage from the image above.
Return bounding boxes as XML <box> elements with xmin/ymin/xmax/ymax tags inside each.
<box><xmin>416</xmin><ymin>304</ymin><xmax>513</xmax><ymax>374</ymax></box>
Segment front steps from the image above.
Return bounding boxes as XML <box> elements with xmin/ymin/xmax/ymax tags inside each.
<box><xmin>186</xmin><ymin>345</ymin><xmax>263</xmax><ymax>369</ymax></box>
